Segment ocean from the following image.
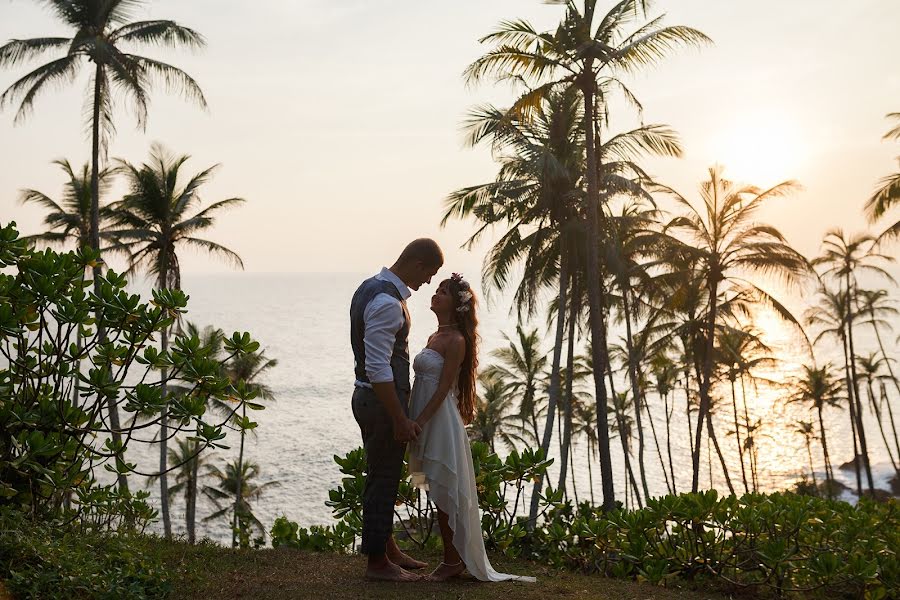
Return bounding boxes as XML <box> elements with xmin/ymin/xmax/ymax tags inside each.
<box><xmin>109</xmin><ymin>272</ymin><xmax>897</xmax><ymax>544</ymax></box>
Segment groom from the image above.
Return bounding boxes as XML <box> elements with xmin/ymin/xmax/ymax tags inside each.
<box><xmin>350</xmin><ymin>238</ymin><xmax>443</xmax><ymax>582</ymax></box>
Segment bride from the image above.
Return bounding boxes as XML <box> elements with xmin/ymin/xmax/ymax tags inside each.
<box><xmin>408</xmin><ymin>273</ymin><xmax>535</xmax><ymax>583</ymax></box>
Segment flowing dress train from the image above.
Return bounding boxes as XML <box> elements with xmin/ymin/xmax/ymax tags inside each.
<box><xmin>408</xmin><ymin>348</ymin><xmax>536</xmax><ymax>583</ymax></box>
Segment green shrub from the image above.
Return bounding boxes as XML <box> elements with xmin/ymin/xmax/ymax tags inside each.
<box><xmin>0</xmin><ymin>221</ymin><xmax>262</xmax><ymax>521</ymax></box>
<box><xmin>0</xmin><ymin>509</ymin><xmax>170</xmax><ymax>599</ymax></box>
<box><xmin>285</xmin><ymin>443</ymin><xmax>899</xmax><ymax>598</ymax></box>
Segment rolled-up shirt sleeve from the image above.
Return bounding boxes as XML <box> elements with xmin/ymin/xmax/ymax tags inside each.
<box><xmin>363</xmin><ymin>293</ymin><xmax>404</xmax><ymax>384</ymax></box>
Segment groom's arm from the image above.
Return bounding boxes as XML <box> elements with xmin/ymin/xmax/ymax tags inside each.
<box><xmin>363</xmin><ymin>295</ymin><xmax>421</xmax><ymax>442</ymax></box>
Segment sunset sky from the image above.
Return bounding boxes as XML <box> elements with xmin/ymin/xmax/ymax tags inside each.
<box><xmin>1</xmin><ymin>0</ymin><xmax>898</xmax><ymax>282</ymax></box>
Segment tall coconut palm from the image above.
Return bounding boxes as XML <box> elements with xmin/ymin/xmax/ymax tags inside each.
<box><xmin>856</xmin><ymin>352</ymin><xmax>899</xmax><ymax>474</ymax></box>
<box><xmin>857</xmin><ymin>288</ymin><xmax>900</xmax><ymax>460</ymax></box>
<box><xmin>483</xmin><ymin>326</ymin><xmax>548</xmax><ymax>444</ymax></box>
<box><xmin>793</xmin><ymin>420</ymin><xmax>818</xmax><ymax>492</ymax></box>
<box><xmin>649</xmin><ymin>349</ymin><xmax>679</xmax><ymax>493</ymax></box>
<box><xmin>19</xmin><ymin>159</ymin><xmax>114</xmax><ymax>250</ymax></box>
<box><xmin>17</xmin><ymin>158</ymin><xmax>129</xmax><ymax>490</ymax></box>
<box><xmin>220</xmin><ymin>348</ymin><xmax>277</xmax><ymax>548</ymax></box>
<box><xmin>444</xmin><ymin>89</ymin><xmax>585</xmax><ymax>523</ymax></box>
<box><xmin>805</xmin><ymin>287</ymin><xmax>866</xmax><ymax>495</ymax></box>
<box><xmin>787</xmin><ymin>363</ymin><xmax>845</xmax><ymax>498</ymax></box>
<box><xmin>465</xmin><ymin>0</ymin><xmax>710</xmax><ymax>510</ymax></box>
<box><xmin>715</xmin><ymin>325</ymin><xmax>777</xmax><ymax>494</ymax></box>
<box><xmin>665</xmin><ymin>166</ymin><xmax>810</xmax><ymax>492</ymax></box>
<box><xmin>467</xmin><ymin>372</ymin><xmax>532</xmax><ymax>452</ymax></box>
<box><xmin>148</xmin><ymin>436</ymin><xmax>210</xmax><ymax>544</ymax></box>
<box><xmin>812</xmin><ymin>230</ymin><xmax>894</xmax><ymax>493</ymax></box>
<box><xmin>865</xmin><ymin>113</ymin><xmax>900</xmax><ymax>241</ymax></box>
<box><xmin>106</xmin><ymin>144</ymin><xmax>245</xmax><ymax>538</ymax></box>
<box><xmin>2</xmin><ymin>2</ymin><xmax>206</xmax><ymax>499</ymax></box>
<box><xmin>202</xmin><ymin>459</ymin><xmax>280</xmax><ymax>548</ymax></box>
<box><xmin>0</xmin><ymin>0</ymin><xmax>207</xmax><ymax>268</ymax></box>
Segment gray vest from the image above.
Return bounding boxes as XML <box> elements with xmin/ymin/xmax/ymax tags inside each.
<box><xmin>350</xmin><ymin>276</ymin><xmax>411</xmax><ymax>392</ymax></box>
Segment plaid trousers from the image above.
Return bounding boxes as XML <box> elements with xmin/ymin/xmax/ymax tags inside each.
<box><xmin>351</xmin><ymin>385</ymin><xmax>408</xmax><ymax>555</ymax></box>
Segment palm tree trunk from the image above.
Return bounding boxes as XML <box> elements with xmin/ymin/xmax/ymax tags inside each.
<box><xmin>233</xmin><ymin>404</ymin><xmax>247</xmax><ymax>548</ymax></box>
<box><xmin>880</xmin><ymin>381</ymin><xmax>900</xmax><ymax>468</ymax></box>
<box><xmin>845</xmin><ymin>278</ymin><xmax>874</xmax><ymax>492</ymax></box>
<box><xmin>805</xmin><ymin>436</ymin><xmax>818</xmax><ymax>490</ymax></box>
<box><xmin>530</xmin><ymin>252</ymin><xmax>569</xmax><ymax>524</ymax></box>
<box><xmin>817</xmin><ymin>405</ymin><xmax>833</xmax><ymax>499</ymax></box>
<box><xmin>188</xmin><ymin>444</ymin><xmax>199</xmax><ymax>544</ymax></box>
<box><xmin>730</xmin><ymin>378</ymin><xmax>749</xmax><ymax>494</ymax></box>
<box><xmin>706</xmin><ymin>413</ymin><xmax>735</xmax><ymax>495</ymax></box>
<box><xmin>582</xmin><ymin>77</ymin><xmax>615</xmax><ymax>511</ymax></box>
<box><xmin>840</xmin><ymin>331</ymin><xmax>864</xmax><ymax>496</ymax></box>
<box><xmin>643</xmin><ymin>390</ymin><xmax>671</xmax><ymax>495</ymax></box>
<box><xmin>621</xmin><ymin>288</ymin><xmax>650</xmax><ymax>500</ymax></box>
<box><xmin>664</xmin><ymin>390</ymin><xmax>677</xmax><ymax>494</ymax></box>
<box><xmin>684</xmin><ymin>368</ymin><xmax>695</xmax><ymax>459</ymax></box>
<box><xmin>569</xmin><ymin>438</ymin><xmax>579</xmax><ymax>505</ymax></box>
<box><xmin>558</xmin><ymin>298</ymin><xmax>577</xmax><ymax>493</ymax></box>
<box><xmin>608</xmin><ymin>368</ymin><xmax>642</xmax><ymax>509</ymax></box>
<box><xmin>90</xmin><ymin>63</ymin><xmax>127</xmax><ymax>495</ymax></box>
<box><xmin>158</xmin><ymin>254</ymin><xmax>172</xmax><ymax>539</ymax></box>
<box><xmin>587</xmin><ymin>442</ymin><xmax>595</xmax><ymax>505</ymax></box>
<box><xmin>868</xmin><ymin>378</ymin><xmax>898</xmax><ymax>472</ymax></box>
<box><xmin>869</xmin><ymin>315</ymin><xmax>900</xmax><ymax>459</ymax></box>
<box><xmin>693</xmin><ymin>278</ymin><xmax>719</xmax><ymax>493</ymax></box>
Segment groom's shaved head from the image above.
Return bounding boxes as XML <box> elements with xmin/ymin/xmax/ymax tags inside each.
<box><xmin>398</xmin><ymin>238</ymin><xmax>443</xmax><ymax>268</ymax></box>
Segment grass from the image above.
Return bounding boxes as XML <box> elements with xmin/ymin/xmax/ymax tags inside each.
<box><xmin>143</xmin><ymin>538</ymin><xmax>733</xmax><ymax>600</ymax></box>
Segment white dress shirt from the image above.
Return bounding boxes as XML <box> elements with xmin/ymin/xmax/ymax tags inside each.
<box><xmin>355</xmin><ymin>267</ymin><xmax>411</xmax><ymax>388</ymax></box>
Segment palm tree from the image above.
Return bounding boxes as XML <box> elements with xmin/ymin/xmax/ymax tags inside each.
<box><xmin>665</xmin><ymin>166</ymin><xmax>810</xmax><ymax>492</ymax></box>
<box><xmin>865</xmin><ymin>112</ymin><xmax>900</xmax><ymax>241</ymax></box>
<box><xmin>856</xmin><ymin>352</ymin><xmax>899</xmax><ymax>474</ymax></box>
<box><xmin>467</xmin><ymin>372</ymin><xmax>532</xmax><ymax>452</ymax></box>
<box><xmin>812</xmin><ymin>230</ymin><xmax>894</xmax><ymax>493</ymax></box>
<box><xmin>857</xmin><ymin>288</ymin><xmax>900</xmax><ymax>460</ymax></box>
<box><xmin>483</xmin><ymin>326</ymin><xmax>548</xmax><ymax>444</ymax></box>
<box><xmin>202</xmin><ymin>459</ymin><xmax>280</xmax><ymax>548</ymax></box>
<box><xmin>220</xmin><ymin>348</ymin><xmax>277</xmax><ymax>548</ymax></box>
<box><xmin>106</xmin><ymin>145</ymin><xmax>245</xmax><ymax>538</ymax></box>
<box><xmin>649</xmin><ymin>350</ymin><xmax>679</xmax><ymax>493</ymax></box>
<box><xmin>793</xmin><ymin>420</ymin><xmax>818</xmax><ymax>492</ymax></box>
<box><xmin>715</xmin><ymin>325</ymin><xmax>777</xmax><ymax>494</ymax></box>
<box><xmin>149</xmin><ymin>437</ymin><xmax>210</xmax><ymax>544</ymax></box>
<box><xmin>465</xmin><ymin>0</ymin><xmax>710</xmax><ymax>511</ymax></box>
<box><xmin>572</xmin><ymin>394</ymin><xmax>599</xmax><ymax>504</ymax></box>
<box><xmin>18</xmin><ymin>158</ymin><xmax>130</xmax><ymax>491</ymax></box>
<box><xmin>787</xmin><ymin>364</ymin><xmax>845</xmax><ymax>498</ymax></box>
<box><xmin>805</xmin><ymin>287</ymin><xmax>867</xmax><ymax>495</ymax></box>
<box><xmin>444</xmin><ymin>89</ymin><xmax>585</xmax><ymax>523</ymax></box>
<box><xmin>0</xmin><ymin>0</ymin><xmax>207</xmax><ymax>272</ymax></box>
<box><xmin>19</xmin><ymin>159</ymin><xmax>115</xmax><ymax>250</ymax></box>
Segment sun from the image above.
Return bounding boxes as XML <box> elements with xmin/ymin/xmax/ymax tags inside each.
<box><xmin>706</xmin><ymin>112</ymin><xmax>807</xmax><ymax>188</ymax></box>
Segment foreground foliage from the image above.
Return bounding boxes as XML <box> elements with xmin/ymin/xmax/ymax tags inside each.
<box><xmin>0</xmin><ymin>509</ymin><xmax>169</xmax><ymax>600</ymax></box>
<box><xmin>0</xmin><ymin>222</ymin><xmax>261</xmax><ymax>520</ymax></box>
<box><xmin>274</xmin><ymin>444</ymin><xmax>899</xmax><ymax>598</ymax></box>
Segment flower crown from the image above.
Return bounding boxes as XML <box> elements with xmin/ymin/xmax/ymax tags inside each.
<box><xmin>451</xmin><ymin>272</ymin><xmax>473</xmax><ymax>313</ymax></box>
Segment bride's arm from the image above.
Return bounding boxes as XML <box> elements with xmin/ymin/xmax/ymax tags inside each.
<box><xmin>414</xmin><ymin>338</ymin><xmax>465</xmax><ymax>428</ymax></box>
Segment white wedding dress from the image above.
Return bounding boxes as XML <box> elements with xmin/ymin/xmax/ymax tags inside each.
<box><xmin>408</xmin><ymin>348</ymin><xmax>536</xmax><ymax>583</ymax></box>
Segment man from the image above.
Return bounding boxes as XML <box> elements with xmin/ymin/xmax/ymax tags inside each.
<box><xmin>349</xmin><ymin>238</ymin><xmax>443</xmax><ymax>582</ymax></box>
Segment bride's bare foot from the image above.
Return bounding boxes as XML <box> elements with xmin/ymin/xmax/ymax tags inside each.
<box><xmin>425</xmin><ymin>560</ymin><xmax>466</xmax><ymax>582</ymax></box>
<box><xmin>386</xmin><ymin>549</ymin><xmax>427</xmax><ymax>570</ymax></box>
<box><xmin>365</xmin><ymin>559</ymin><xmax>421</xmax><ymax>582</ymax></box>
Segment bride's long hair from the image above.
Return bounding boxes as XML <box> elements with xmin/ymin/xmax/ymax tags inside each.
<box><xmin>444</xmin><ymin>275</ymin><xmax>479</xmax><ymax>425</ymax></box>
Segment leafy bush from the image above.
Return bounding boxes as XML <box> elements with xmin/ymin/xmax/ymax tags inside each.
<box><xmin>0</xmin><ymin>508</ymin><xmax>170</xmax><ymax>599</ymax></box>
<box><xmin>0</xmin><ymin>221</ymin><xmax>262</xmax><ymax>521</ymax></box>
<box><xmin>525</xmin><ymin>490</ymin><xmax>898</xmax><ymax>598</ymax></box>
<box><xmin>280</xmin><ymin>442</ymin><xmax>898</xmax><ymax>598</ymax></box>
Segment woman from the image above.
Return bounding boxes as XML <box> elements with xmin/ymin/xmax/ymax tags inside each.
<box><xmin>408</xmin><ymin>273</ymin><xmax>535</xmax><ymax>583</ymax></box>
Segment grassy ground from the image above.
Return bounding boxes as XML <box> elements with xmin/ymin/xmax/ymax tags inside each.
<box><xmin>146</xmin><ymin>539</ymin><xmax>733</xmax><ymax>600</ymax></box>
